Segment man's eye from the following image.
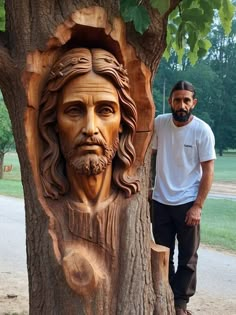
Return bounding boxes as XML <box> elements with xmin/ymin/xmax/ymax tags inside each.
<box><xmin>184</xmin><ymin>98</ymin><xmax>191</xmax><ymax>103</ymax></box>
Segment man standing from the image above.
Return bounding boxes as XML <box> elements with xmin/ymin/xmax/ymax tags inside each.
<box><xmin>151</xmin><ymin>80</ymin><xmax>216</xmax><ymax>315</ymax></box>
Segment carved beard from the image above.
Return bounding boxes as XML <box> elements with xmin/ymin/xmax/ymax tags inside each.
<box><xmin>62</xmin><ymin>136</ymin><xmax>119</xmax><ymax>176</ymax></box>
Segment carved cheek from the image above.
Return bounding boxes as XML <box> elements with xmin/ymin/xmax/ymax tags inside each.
<box><xmin>102</xmin><ymin>117</ymin><xmax>121</xmax><ymax>144</ymax></box>
<box><xmin>57</xmin><ymin>116</ymin><xmax>80</xmax><ymax>148</ymax></box>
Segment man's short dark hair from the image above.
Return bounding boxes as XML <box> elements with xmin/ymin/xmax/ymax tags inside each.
<box><xmin>170</xmin><ymin>80</ymin><xmax>196</xmax><ymax>98</ymax></box>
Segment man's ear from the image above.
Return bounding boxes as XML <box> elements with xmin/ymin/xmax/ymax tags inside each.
<box><xmin>193</xmin><ymin>98</ymin><xmax>198</xmax><ymax>107</ymax></box>
<box><xmin>168</xmin><ymin>97</ymin><xmax>172</xmax><ymax>106</ymax></box>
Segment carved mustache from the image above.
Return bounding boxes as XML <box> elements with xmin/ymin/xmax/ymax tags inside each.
<box><xmin>74</xmin><ymin>136</ymin><xmax>107</xmax><ymax>149</ymax></box>
<box><xmin>62</xmin><ymin>135</ymin><xmax>120</xmax><ymax>163</ymax></box>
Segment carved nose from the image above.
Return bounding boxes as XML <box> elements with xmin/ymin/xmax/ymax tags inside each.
<box><xmin>82</xmin><ymin>113</ymin><xmax>99</xmax><ymax>136</ymax></box>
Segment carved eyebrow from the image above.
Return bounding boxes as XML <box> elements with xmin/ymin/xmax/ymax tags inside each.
<box><xmin>62</xmin><ymin>100</ymin><xmax>84</xmax><ymax>106</ymax></box>
<box><xmin>61</xmin><ymin>99</ymin><xmax>119</xmax><ymax>111</ymax></box>
<box><xmin>95</xmin><ymin>100</ymin><xmax>119</xmax><ymax>106</ymax></box>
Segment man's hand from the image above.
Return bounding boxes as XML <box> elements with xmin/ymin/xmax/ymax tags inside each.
<box><xmin>148</xmin><ymin>188</ymin><xmax>153</xmax><ymax>202</ymax></box>
<box><xmin>185</xmin><ymin>204</ymin><xmax>202</xmax><ymax>226</ymax></box>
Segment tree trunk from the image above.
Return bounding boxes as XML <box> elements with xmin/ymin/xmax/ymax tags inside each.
<box><xmin>0</xmin><ymin>1</ymin><xmax>181</xmax><ymax>314</ymax></box>
<box><xmin>0</xmin><ymin>151</ymin><xmax>4</xmax><ymax>179</ymax></box>
<box><xmin>219</xmin><ymin>147</ymin><xmax>223</xmax><ymax>156</ymax></box>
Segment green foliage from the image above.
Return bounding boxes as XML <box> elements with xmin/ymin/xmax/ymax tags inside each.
<box><xmin>166</xmin><ymin>0</ymin><xmax>235</xmax><ymax>64</ymax></box>
<box><xmin>1</xmin><ymin>0</ymin><xmax>235</xmax><ymax>63</ymax></box>
<box><xmin>0</xmin><ymin>0</ymin><xmax>5</xmax><ymax>31</ymax></box>
<box><xmin>150</xmin><ymin>0</ymin><xmax>170</xmax><ymax>15</ymax></box>
<box><xmin>205</xmin><ymin>21</ymin><xmax>236</xmax><ymax>154</ymax></box>
<box><xmin>219</xmin><ymin>0</ymin><xmax>235</xmax><ymax>34</ymax></box>
<box><xmin>120</xmin><ymin>0</ymin><xmax>171</xmax><ymax>34</ymax></box>
<box><xmin>0</xmin><ymin>99</ymin><xmax>14</xmax><ymax>154</ymax></box>
<box><xmin>119</xmin><ymin>0</ymin><xmax>235</xmax><ymax>64</ymax></box>
<box><xmin>120</xmin><ymin>0</ymin><xmax>150</xmax><ymax>34</ymax></box>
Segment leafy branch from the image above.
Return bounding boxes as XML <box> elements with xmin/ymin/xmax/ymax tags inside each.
<box><xmin>120</xmin><ymin>0</ymin><xmax>236</xmax><ymax>64</ymax></box>
<box><xmin>120</xmin><ymin>0</ymin><xmax>170</xmax><ymax>34</ymax></box>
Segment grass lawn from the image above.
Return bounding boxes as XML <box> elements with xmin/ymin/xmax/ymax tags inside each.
<box><xmin>0</xmin><ymin>179</ymin><xmax>23</xmax><ymax>198</ymax></box>
<box><xmin>1</xmin><ymin>151</ymin><xmax>236</xmax><ymax>252</ymax></box>
<box><xmin>0</xmin><ymin>152</ymin><xmax>23</xmax><ymax>198</ymax></box>
<box><xmin>214</xmin><ymin>152</ymin><xmax>236</xmax><ymax>182</ymax></box>
<box><xmin>201</xmin><ymin>199</ymin><xmax>236</xmax><ymax>252</ymax></box>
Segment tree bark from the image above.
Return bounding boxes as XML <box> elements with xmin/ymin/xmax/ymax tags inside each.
<box><xmin>1</xmin><ymin>1</ymin><xmax>181</xmax><ymax>314</ymax></box>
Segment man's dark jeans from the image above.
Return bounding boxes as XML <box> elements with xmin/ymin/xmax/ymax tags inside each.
<box><xmin>152</xmin><ymin>200</ymin><xmax>200</xmax><ymax>310</ymax></box>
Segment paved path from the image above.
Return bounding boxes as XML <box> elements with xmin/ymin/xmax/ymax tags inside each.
<box><xmin>188</xmin><ymin>246</ymin><xmax>236</xmax><ymax>314</ymax></box>
<box><xmin>208</xmin><ymin>192</ymin><xmax>236</xmax><ymax>200</ymax></box>
<box><xmin>0</xmin><ymin>196</ymin><xmax>26</xmax><ymax>272</ymax></box>
<box><xmin>0</xmin><ymin>195</ymin><xmax>236</xmax><ymax>314</ymax></box>
<box><xmin>0</xmin><ymin>196</ymin><xmax>28</xmax><ymax>314</ymax></box>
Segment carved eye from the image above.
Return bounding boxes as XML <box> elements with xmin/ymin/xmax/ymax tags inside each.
<box><xmin>64</xmin><ymin>104</ymin><xmax>85</xmax><ymax>116</ymax></box>
<box><xmin>97</xmin><ymin>104</ymin><xmax>115</xmax><ymax>116</ymax></box>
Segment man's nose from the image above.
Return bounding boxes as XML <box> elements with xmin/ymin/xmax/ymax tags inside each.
<box><xmin>82</xmin><ymin>110</ymin><xmax>99</xmax><ymax>136</ymax></box>
<box><xmin>179</xmin><ymin>100</ymin><xmax>185</xmax><ymax>108</ymax></box>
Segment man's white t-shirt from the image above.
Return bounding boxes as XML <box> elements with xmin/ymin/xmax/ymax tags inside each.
<box><xmin>152</xmin><ymin>114</ymin><xmax>216</xmax><ymax>205</ymax></box>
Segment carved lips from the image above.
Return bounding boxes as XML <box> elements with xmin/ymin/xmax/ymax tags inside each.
<box><xmin>75</xmin><ymin>136</ymin><xmax>106</xmax><ymax>155</ymax></box>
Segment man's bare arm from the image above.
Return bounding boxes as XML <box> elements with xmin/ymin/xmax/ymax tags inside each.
<box><xmin>185</xmin><ymin>159</ymin><xmax>215</xmax><ymax>226</ymax></box>
<box><xmin>150</xmin><ymin>149</ymin><xmax>157</xmax><ymax>185</ymax></box>
<box><xmin>194</xmin><ymin>159</ymin><xmax>215</xmax><ymax>208</ymax></box>
<box><xmin>149</xmin><ymin>149</ymin><xmax>157</xmax><ymax>199</ymax></box>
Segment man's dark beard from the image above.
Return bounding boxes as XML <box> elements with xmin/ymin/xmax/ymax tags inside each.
<box><xmin>62</xmin><ymin>136</ymin><xmax>119</xmax><ymax>176</ymax></box>
<box><xmin>171</xmin><ymin>108</ymin><xmax>192</xmax><ymax>122</ymax></box>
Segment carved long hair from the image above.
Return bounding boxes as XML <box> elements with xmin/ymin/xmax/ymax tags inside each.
<box><xmin>39</xmin><ymin>48</ymin><xmax>140</xmax><ymax>199</ymax></box>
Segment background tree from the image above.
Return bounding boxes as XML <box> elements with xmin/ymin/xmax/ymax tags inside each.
<box><xmin>206</xmin><ymin>20</ymin><xmax>236</xmax><ymax>155</ymax></box>
<box><xmin>0</xmin><ymin>0</ymin><xmax>235</xmax><ymax>314</ymax></box>
<box><xmin>153</xmin><ymin>12</ymin><xmax>236</xmax><ymax>155</ymax></box>
<box><xmin>0</xmin><ymin>94</ymin><xmax>14</xmax><ymax>179</ymax></box>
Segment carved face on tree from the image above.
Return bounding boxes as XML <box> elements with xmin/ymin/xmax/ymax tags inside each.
<box><xmin>57</xmin><ymin>72</ymin><xmax>122</xmax><ymax>175</ymax></box>
<box><xmin>39</xmin><ymin>48</ymin><xmax>140</xmax><ymax>199</ymax></box>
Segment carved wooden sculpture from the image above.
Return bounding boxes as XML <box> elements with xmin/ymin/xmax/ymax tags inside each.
<box><xmin>23</xmin><ymin>6</ymin><xmax>175</xmax><ymax>315</ymax></box>
<box><xmin>38</xmin><ymin>47</ymin><xmax>141</xmax><ymax>308</ymax></box>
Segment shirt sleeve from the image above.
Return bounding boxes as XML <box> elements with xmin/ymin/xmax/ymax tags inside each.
<box><xmin>198</xmin><ymin>124</ymin><xmax>216</xmax><ymax>162</ymax></box>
